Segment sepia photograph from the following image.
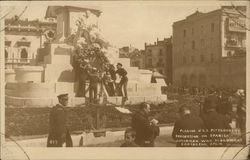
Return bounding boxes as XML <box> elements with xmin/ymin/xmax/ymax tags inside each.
<box><xmin>0</xmin><ymin>0</ymin><xmax>249</xmax><ymax>160</ymax></box>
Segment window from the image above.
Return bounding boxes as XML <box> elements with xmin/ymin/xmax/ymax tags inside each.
<box><xmin>200</xmin><ymin>55</ymin><xmax>204</xmax><ymax>62</ymax></box>
<box><xmin>148</xmin><ymin>49</ymin><xmax>152</xmax><ymax>56</ymax></box>
<box><xmin>5</xmin><ymin>49</ymin><xmax>8</xmax><ymax>59</ymax></box>
<box><xmin>159</xmin><ymin>70</ymin><xmax>163</xmax><ymax>74</ymax></box>
<box><xmin>183</xmin><ymin>56</ymin><xmax>186</xmax><ymax>64</ymax></box>
<box><xmin>211</xmin><ymin>23</ymin><xmax>214</xmax><ymax>32</ymax></box>
<box><xmin>201</xmin><ymin>25</ymin><xmax>204</xmax><ymax>34</ymax></box>
<box><xmin>147</xmin><ymin>58</ymin><xmax>152</xmax><ymax>67</ymax></box>
<box><xmin>210</xmin><ymin>54</ymin><xmax>214</xmax><ymax>62</ymax></box>
<box><xmin>192</xmin><ymin>28</ymin><xmax>194</xmax><ymax>35</ymax></box>
<box><xmin>20</xmin><ymin>48</ymin><xmax>28</xmax><ymax>62</ymax></box>
<box><xmin>159</xmin><ymin>49</ymin><xmax>162</xmax><ymax>56</ymax></box>
<box><xmin>183</xmin><ymin>42</ymin><xmax>186</xmax><ymax>49</ymax></box>
<box><xmin>183</xmin><ymin>29</ymin><xmax>186</xmax><ymax>37</ymax></box>
<box><xmin>192</xmin><ymin>40</ymin><xmax>195</xmax><ymax>49</ymax></box>
<box><xmin>191</xmin><ymin>56</ymin><xmax>195</xmax><ymax>62</ymax></box>
<box><xmin>200</xmin><ymin>39</ymin><xmax>204</xmax><ymax>48</ymax></box>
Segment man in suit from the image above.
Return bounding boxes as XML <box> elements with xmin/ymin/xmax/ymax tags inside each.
<box><xmin>47</xmin><ymin>94</ymin><xmax>73</xmax><ymax>147</ymax></box>
<box><xmin>202</xmin><ymin>95</ymin><xmax>231</xmax><ymax>129</ymax></box>
<box><xmin>131</xmin><ymin>103</ymin><xmax>157</xmax><ymax>147</ymax></box>
<box><xmin>172</xmin><ymin>105</ymin><xmax>205</xmax><ymax>147</ymax></box>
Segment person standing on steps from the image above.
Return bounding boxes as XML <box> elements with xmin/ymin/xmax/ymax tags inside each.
<box><xmin>115</xmin><ymin>63</ymin><xmax>128</xmax><ymax>101</ymax></box>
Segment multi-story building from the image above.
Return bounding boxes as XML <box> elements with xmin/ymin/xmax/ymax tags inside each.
<box><xmin>119</xmin><ymin>46</ymin><xmax>145</xmax><ymax>69</ymax></box>
<box><xmin>5</xmin><ymin>17</ymin><xmax>56</xmax><ymax>69</ymax></box>
<box><xmin>144</xmin><ymin>37</ymin><xmax>172</xmax><ymax>84</ymax></box>
<box><xmin>172</xmin><ymin>6</ymin><xmax>246</xmax><ymax>89</ymax></box>
<box><xmin>129</xmin><ymin>50</ymin><xmax>145</xmax><ymax>69</ymax></box>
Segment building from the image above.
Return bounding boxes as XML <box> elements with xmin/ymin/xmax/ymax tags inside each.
<box><xmin>129</xmin><ymin>49</ymin><xmax>145</xmax><ymax>69</ymax></box>
<box><xmin>144</xmin><ymin>37</ymin><xmax>172</xmax><ymax>84</ymax></box>
<box><xmin>5</xmin><ymin>17</ymin><xmax>56</xmax><ymax>69</ymax></box>
<box><xmin>119</xmin><ymin>46</ymin><xmax>145</xmax><ymax>69</ymax></box>
<box><xmin>172</xmin><ymin>6</ymin><xmax>246</xmax><ymax>89</ymax></box>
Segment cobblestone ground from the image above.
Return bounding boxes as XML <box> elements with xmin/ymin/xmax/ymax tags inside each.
<box><xmin>86</xmin><ymin>135</ymin><xmax>176</xmax><ymax>147</ymax></box>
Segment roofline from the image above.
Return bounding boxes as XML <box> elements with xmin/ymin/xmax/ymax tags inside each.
<box><xmin>173</xmin><ymin>9</ymin><xmax>221</xmax><ymax>26</ymax></box>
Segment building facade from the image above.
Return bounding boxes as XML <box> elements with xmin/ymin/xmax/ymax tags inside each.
<box><xmin>144</xmin><ymin>37</ymin><xmax>172</xmax><ymax>84</ymax></box>
<box><xmin>172</xmin><ymin>6</ymin><xmax>246</xmax><ymax>89</ymax></box>
<box><xmin>5</xmin><ymin>17</ymin><xmax>56</xmax><ymax>69</ymax></box>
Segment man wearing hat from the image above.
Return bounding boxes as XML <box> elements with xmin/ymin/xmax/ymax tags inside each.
<box><xmin>116</xmin><ymin>63</ymin><xmax>128</xmax><ymax>100</ymax></box>
<box><xmin>47</xmin><ymin>93</ymin><xmax>73</xmax><ymax>147</ymax></box>
<box><xmin>172</xmin><ymin>105</ymin><xmax>205</xmax><ymax>147</ymax></box>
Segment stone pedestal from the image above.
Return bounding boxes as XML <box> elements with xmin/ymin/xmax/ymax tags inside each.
<box><xmin>5</xmin><ymin>69</ymin><xmax>16</xmax><ymax>82</ymax></box>
<box><xmin>14</xmin><ymin>66</ymin><xmax>44</xmax><ymax>83</ymax></box>
<box><xmin>43</xmin><ymin>43</ymin><xmax>75</xmax><ymax>82</ymax></box>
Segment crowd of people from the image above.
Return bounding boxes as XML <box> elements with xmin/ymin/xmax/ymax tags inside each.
<box><xmin>74</xmin><ymin>61</ymin><xmax>129</xmax><ymax>103</ymax></box>
<box><xmin>171</xmin><ymin>87</ymin><xmax>246</xmax><ymax>147</ymax></box>
<box><xmin>46</xmin><ymin>84</ymin><xmax>246</xmax><ymax>147</ymax></box>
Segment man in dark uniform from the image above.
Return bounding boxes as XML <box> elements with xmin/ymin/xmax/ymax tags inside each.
<box><xmin>47</xmin><ymin>94</ymin><xmax>73</xmax><ymax>147</ymax></box>
<box><xmin>172</xmin><ymin>105</ymin><xmax>205</xmax><ymax>147</ymax></box>
<box><xmin>202</xmin><ymin>95</ymin><xmax>231</xmax><ymax>129</ymax></box>
<box><xmin>116</xmin><ymin>63</ymin><xmax>128</xmax><ymax>100</ymax></box>
<box><xmin>131</xmin><ymin>103</ymin><xmax>157</xmax><ymax>147</ymax></box>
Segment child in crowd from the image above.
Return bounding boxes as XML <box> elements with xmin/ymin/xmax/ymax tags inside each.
<box><xmin>120</xmin><ymin>128</ymin><xmax>139</xmax><ymax>147</ymax></box>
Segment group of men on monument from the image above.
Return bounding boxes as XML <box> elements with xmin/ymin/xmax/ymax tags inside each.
<box><xmin>73</xmin><ymin>57</ymin><xmax>128</xmax><ymax>103</ymax></box>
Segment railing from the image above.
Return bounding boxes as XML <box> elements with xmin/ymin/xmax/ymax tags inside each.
<box><xmin>5</xmin><ymin>58</ymin><xmax>32</xmax><ymax>69</ymax></box>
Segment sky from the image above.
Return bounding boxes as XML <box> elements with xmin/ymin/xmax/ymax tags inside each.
<box><xmin>2</xmin><ymin>1</ymin><xmax>223</xmax><ymax>49</ymax></box>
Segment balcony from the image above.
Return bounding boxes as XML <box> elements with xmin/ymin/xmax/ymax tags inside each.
<box><xmin>225</xmin><ymin>39</ymin><xmax>245</xmax><ymax>48</ymax></box>
<box><xmin>5</xmin><ymin>58</ymin><xmax>32</xmax><ymax>69</ymax></box>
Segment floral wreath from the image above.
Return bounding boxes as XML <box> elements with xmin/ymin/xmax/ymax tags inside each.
<box><xmin>66</xmin><ymin>14</ymin><xmax>111</xmax><ymax>72</ymax></box>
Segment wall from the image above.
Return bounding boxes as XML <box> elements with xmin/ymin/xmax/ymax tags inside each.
<box><xmin>172</xmin><ymin>10</ymin><xmax>222</xmax><ymax>87</ymax></box>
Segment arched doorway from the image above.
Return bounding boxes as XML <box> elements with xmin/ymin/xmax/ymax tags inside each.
<box><xmin>181</xmin><ymin>74</ymin><xmax>188</xmax><ymax>87</ymax></box>
<box><xmin>190</xmin><ymin>74</ymin><xmax>197</xmax><ymax>87</ymax></box>
<box><xmin>199</xmin><ymin>74</ymin><xmax>206</xmax><ymax>87</ymax></box>
<box><xmin>5</xmin><ymin>49</ymin><xmax>8</xmax><ymax>59</ymax></box>
<box><xmin>20</xmin><ymin>48</ymin><xmax>28</xmax><ymax>62</ymax></box>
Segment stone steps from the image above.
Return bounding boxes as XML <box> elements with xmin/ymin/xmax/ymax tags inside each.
<box><xmin>5</xmin><ymin>94</ymin><xmax>168</xmax><ymax>107</ymax></box>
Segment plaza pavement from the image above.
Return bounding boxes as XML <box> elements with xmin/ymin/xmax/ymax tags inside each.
<box><xmin>6</xmin><ymin>126</ymin><xmax>175</xmax><ymax>147</ymax></box>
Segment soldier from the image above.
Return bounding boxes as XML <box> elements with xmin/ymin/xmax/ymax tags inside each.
<box><xmin>47</xmin><ymin>94</ymin><xmax>73</xmax><ymax>147</ymax></box>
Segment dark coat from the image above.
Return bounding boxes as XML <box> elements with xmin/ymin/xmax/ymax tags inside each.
<box><xmin>120</xmin><ymin>142</ymin><xmax>139</xmax><ymax>147</ymax></box>
<box><xmin>47</xmin><ymin>104</ymin><xmax>73</xmax><ymax>147</ymax></box>
<box><xmin>202</xmin><ymin>110</ymin><xmax>231</xmax><ymax>129</ymax></box>
<box><xmin>131</xmin><ymin>110</ymin><xmax>155</xmax><ymax>147</ymax></box>
<box><xmin>172</xmin><ymin>114</ymin><xmax>205</xmax><ymax>147</ymax></box>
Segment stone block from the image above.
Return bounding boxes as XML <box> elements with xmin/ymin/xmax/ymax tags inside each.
<box><xmin>24</xmin><ymin>98</ymin><xmax>53</xmax><ymax>107</ymax></box>
<box><xmin>55</xmin><ymin>82</ymin><xmax>75</xmax><ymax>96</ymax></box>
<box><xmin>5</xmin><ymin>69</ymin><xmax>16</xmax><ymax>82</ymax></box>
<box><xmin>5</xmin><ymin>82</ymin><xmax>55</xmax><ymax>98</ymax></box>
<box><xmin>14</xmin><ymin>66</ymin><xmax>44</xmax><ymax>83</ymax></box>
<box><xmin>5</xmin><ymin>96</ymin><xmax>25</xmax><ymax>106</ymax></box>
<box><xmin>71</xmin><ymin>97</ymin><xmax>86</xmax><ymax>106</ymax></box>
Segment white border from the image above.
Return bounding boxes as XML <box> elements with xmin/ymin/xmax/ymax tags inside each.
<box><xmin>0</xmin><ymin>1</ymin><xmax>249</xmax><ymax>160</ymax></box>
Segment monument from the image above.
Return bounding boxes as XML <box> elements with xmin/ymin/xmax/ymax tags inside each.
<box><xmin>5</xmin><ymin>6</ymin><xmax>168</xmax><ymax>107</ymax></box>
